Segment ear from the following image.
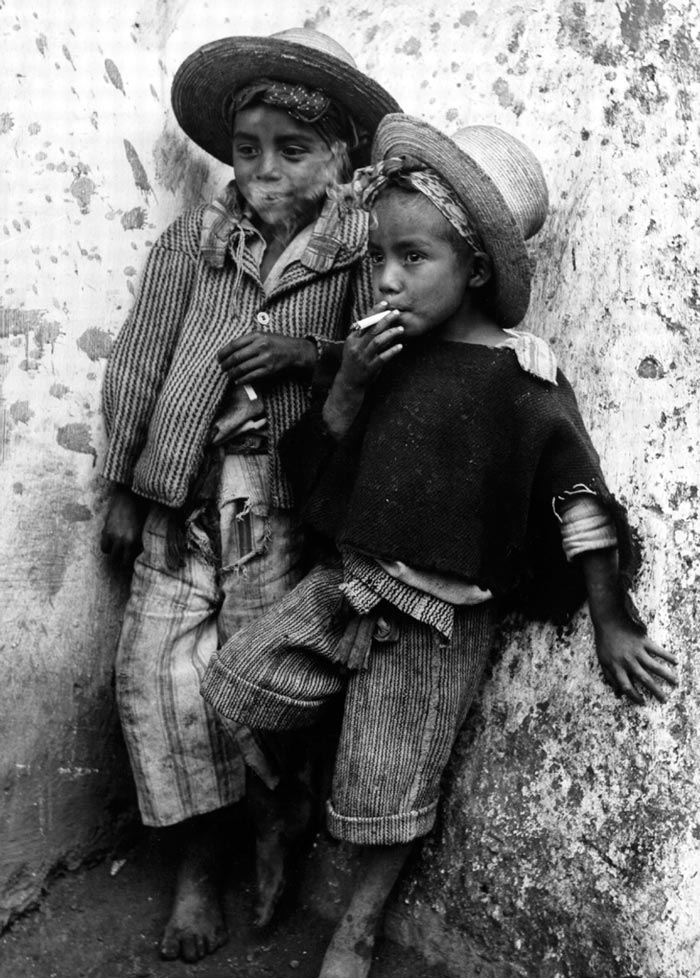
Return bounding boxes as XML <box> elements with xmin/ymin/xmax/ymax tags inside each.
<box><xmin>467</xmin><ymin>251</ymin><xmax>493</xmax><ymax>289</ymax></box>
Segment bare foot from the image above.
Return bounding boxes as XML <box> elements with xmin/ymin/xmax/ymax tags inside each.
<box><xmin>318</xmin><ymin>913</ymin><xmax>375</xmax><ymax>978</ymax></box>
<box><xmin>159</xmin><ymin>820</ymin><xmax>229</xmax><ymax>963</ymax></box>
<box><xmin>254</xmin><ymin>825</ymin><xmax>286</xmax><ymax>928</ymax></box>
<box><xmin>160</xmin><ymin>870</ymin><xmax>228</xmax><ymax>962</ymax></box>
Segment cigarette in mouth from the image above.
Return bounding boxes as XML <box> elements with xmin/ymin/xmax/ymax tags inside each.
<box><xmin>351</xmin><ymin>310</ymin><xmax>394</xmax><ymax>333</ymax></box>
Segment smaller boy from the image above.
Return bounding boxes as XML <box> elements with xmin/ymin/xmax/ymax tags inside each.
<box><xmin>201</xmin><ymin>116</ymin><xmax>677</xmax><ymax>978</ymax></box>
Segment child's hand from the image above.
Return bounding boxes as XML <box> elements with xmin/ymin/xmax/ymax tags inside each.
<box><xmin>594</xmin><ymin>622</ymin><xmax>678</xmax><ymax>705</ymax></box>
<box><xmin>339</xmin><ymin>304</ymin><xmax>403</xmax><ymax>391</ymax></box>
<box><xmin>322</xmin><ymin>305</ymin><xmax>403</xmax><ymax>440</ymax></box>
<box><xmin>217</xmin><ymin>333</ymin><xmax>316</xmax><ymax>385</ymax></box>
<box><xmin>100</xmin><ymin>487</ymin><xmax>148</xmax><ymax>568</ymax></box>
<box><xmin>581</xmin><ymin>547</ymin><xmax>678</xmax><ymax>704</ymax></box>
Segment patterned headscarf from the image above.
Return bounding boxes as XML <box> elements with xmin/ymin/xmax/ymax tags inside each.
<box><xmin>224</xmin><ymin>78</ymin><xmax>362</xmax><ymax>151</ymax></box>
<box><xmin>352</xmin><ymin>156</ymin><xmax>485</xmax><ymax>254</ymax></box>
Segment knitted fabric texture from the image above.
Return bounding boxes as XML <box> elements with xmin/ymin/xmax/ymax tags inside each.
<box><xmin>102</xmin><ymin>197</ymin><xmax>372</xmax><ymax>510</ymax></box>
<box><xmin>281</xmin><ymin>340</ymin><xmax>641</xmax><ymax>624</ymax></box>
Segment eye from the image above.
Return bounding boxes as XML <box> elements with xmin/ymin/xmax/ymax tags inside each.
<box><xmin>368</xmin><ymin>250</ymin><xmax>385</xmax><ymax>265</ymax></box>
<box><xmin>281</xmin><ymin>144</ymin><xmax>308</xmax><ymax>159</ymax></box>
<box><xmin>404</xmin><ymin>251</ymin><xmax>425</xmax><ymax>264</ymax></box>
<box><xmin>233</xmin><ymin>143</ymin><xmax>259</xmax><ymax>159</ymax></box>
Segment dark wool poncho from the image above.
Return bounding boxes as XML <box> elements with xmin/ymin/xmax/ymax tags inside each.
<box><xmin>281</xmin><ymin>340</ymin><xmax>641</xmax><ymax>625</ymax></box>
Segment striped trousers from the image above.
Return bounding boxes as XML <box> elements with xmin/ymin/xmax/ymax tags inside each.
<box><xmin>202</xmin><ymin>561</ymin><xmax>496</xmax><ymax>845</ymax></box>
<box><xmin>115</xmin><ymin>455</ymin><xmax>305</xmax><ymax>827</ymax></box>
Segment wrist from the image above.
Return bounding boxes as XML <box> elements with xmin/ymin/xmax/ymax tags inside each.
<box><xmin>297</xmin><ymin>337</ymin><xmax>319</xmax><ymax>378</ymax></box>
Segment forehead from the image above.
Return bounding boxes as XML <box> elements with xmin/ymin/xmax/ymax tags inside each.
<box><xmin>369</xmin><ymin>189</ymin><xmax>454</xmax><ymax>241</ymax></box>
<box><xmin>232</xmin><ymin>104</ymin><xmax>322</xmax><ymax>141</ymax></box>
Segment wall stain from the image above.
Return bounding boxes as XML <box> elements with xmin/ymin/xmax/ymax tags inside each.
<box><xmin>637</xmin><ymin>356</ymin><xmax>665</xmax><ymax>379</ymax></box>
<box><xmin>121</xmin><ymin>206</ymin><xmax>147</xmax><ymax>230</ymax></box>
<box><xmin>619</xmin><ymin>0</ymin><xmax>665</xmax><ymax>53</ymax></box>
<box><xmin>492</xmin><ymin>77</ymin><xmax>524</xmax><ymax>116</ymax></box>
<box><xmin>123</xmin><ymin>139</ymin><xmax>152</xmax><ymax>196</ymax></box>
<box><xmin>13</xmin><ymin>482</ymin><xmax>23</xmax><ymax>495</ymax></box>
<box><xmin>56</xmin><ymin>423</ymin><xmax>97</xmax><ymax>463</ymax></box>
<box><xmin>61</xmin><ymin>503</ymin><xmax>93</xmax><ymax>523</ymax></box>
<box><xmin>104</xmin><ymin>58</ymin><xmax>125</xmax><ymax>95</ymax></box>
<box><xmin>457</xmin><ymin>10</ymin><xmax>478</xmax><ymax>27</ymax></box>
<box><xmin>62</xmin><ymin>45</ymin><xmax>75</xmax><ymax>70</ymax></box>
<box><xmin>49</xmin><ymin>383</ymin><xmax>70</xmax><ymax>399</ymax></box>
<box><xmin>153</xmin><ymin>129</ymin><xmax>208</xmax><ymax>205</ymax></box>
<box><xmin>70</xmin><ymin>164</ymin><xmax>96</xmax><ymax>214</ymax></box>
<box><xmin>77</xmin><ymin>328</ymin><xmax>113</xmax><ymax>362</ymax></box>
<box><xmin>0</xmin><ymin>113</ymin><xmax>15</xmax><ymax>135</ymax></box>
<box><xmin>35</xmin><ymin>33</ymin><xmax>47</xmax><ymax>57</ymax></box>
<box><xmin>9</xmin><ymin>401</ymin><xmax>33</xmax><ymax>424</ymax></box>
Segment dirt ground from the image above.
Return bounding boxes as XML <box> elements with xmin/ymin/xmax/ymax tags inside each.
<box><xmin>0</xmin><ymin>828</ymin><xmax>451</xmax><ymax>978</ymax></box>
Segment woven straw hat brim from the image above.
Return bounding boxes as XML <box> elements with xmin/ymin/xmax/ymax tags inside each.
<box><xmin>172</xmin><ymin>36</ymin><xmax>402</xmax><ymax>167</ymax></box>
<box><xmin>373</xmin><ymin>115</ymin><xmax>532</xmax><ymax>328</ymax></box>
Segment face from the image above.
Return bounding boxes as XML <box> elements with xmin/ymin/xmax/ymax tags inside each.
<box><xmin>232</xmin><ymin>104</ymin><xmax>339</xmax><ymax>231</ymax></box>
<box><xmin>368</xmin><ymin>190</ymin><xmax>474</xmax><ymax>341</ymax></box>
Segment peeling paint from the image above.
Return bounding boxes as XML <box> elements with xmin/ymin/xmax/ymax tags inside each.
<box><xmin>62</xmin><ymin>44</ymin><xmax>75</xmax><ymax>70</ymax></box>
<box><xmin>77</xmin><ymin>328</ymin><xmax>113</xmax><ymax>362</ymax></box>
<box><xmin>70</xmin><ymin>165</ymin><xmax>96</xmax><ymax>214</ymax></box>
<box><xmin>9</xmin><ymin>401</ymin><xmax>32</xmax><ymax>425</ymax></box>
<box><xmin>619</xmin><ymin>0</ymin><xmax>665</xmax><ymax>53</ymax></box>
<box><xmin>153</xmin><ymin>128</ymin><xmax>208</xmax><ymax>200</ymax></box>
<box><xmin>123</xmin><ymin>139</ymin><xmax>152</xmax><ymax>195</ymax></box>
<box><xmin>492</xmin><ymin>77</ymin><xmax>524</xmax><ymax>115</ymax></box>
<box><xmin>638</xmin><ymin>356</ymin><xmax>665</xmax><ymax>379</ymax></box>
<box><xmin>56</xmin><ymin>423</ymin><xmax>96</xmax><ymax>462</ymax></box>
<box><xmin>104</xmin><ymin>57</ymin><xmax>125</xmax><ymax>95</ymax></box>
<box><xmin>60</xmin><ymin>503</ymin><xmax>93</xmax><ymax>523</ymax></box>
<box><xmin>120</xmin><ymin>206</ymin><xmax>147</xmax><ymax>230</ymax></box>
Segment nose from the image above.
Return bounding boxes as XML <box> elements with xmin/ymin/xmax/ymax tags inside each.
<box><xmin>256</xmin><ymin>149</ymin><xmax>281</xmax><ymax>181</ymax></box>
<box><xmin>376</xmin><ymin>259</ymin><xmax>403</xmax><ymax>298</ymax></box>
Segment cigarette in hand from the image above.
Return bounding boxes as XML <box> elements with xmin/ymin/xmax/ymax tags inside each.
<box><xmin>350</xmin><ymin>310</ymin><xmax>393</xmax><ymax>333</ymax></box>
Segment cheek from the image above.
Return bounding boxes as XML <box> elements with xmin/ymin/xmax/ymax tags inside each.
<box><xmin>295</xmin><ymin>156</ymin><xmax>336</xmax><ymax>195</ymax></box>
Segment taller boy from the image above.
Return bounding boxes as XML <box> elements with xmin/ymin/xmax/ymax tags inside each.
<box><xmin>100</xmin><ymin>29</ymin><xmax>399</xmax><ymax>963</ymax></box>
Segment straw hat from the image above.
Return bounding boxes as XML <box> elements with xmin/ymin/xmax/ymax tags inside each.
<box><xmin>373</xmin><ymin>115</ymin><xmax>549</xmax><ymax>327</ymax></box>
<box><xmin>172</xmin><ymin>28</ymin><xmax>401</xmax><ymax>166</ymax></box>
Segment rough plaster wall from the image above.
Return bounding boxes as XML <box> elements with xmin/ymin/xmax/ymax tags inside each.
<box><xmin>1</xmin><ymin>0</ymin><xmax>697</xmax><ymax>974</ymax></box>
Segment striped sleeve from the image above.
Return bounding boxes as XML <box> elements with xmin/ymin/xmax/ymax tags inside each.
<box><xmin>102</xmin><ymin>210</ymin><xmax>201</xmax><ymax>487</ymax></box>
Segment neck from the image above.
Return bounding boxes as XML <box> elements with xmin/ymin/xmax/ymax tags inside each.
<box><xmin>436</xmin><ymin>303</ymin><xmax>504</xmax><ymax>346</ymax></box>
<box><xmin>251</xmin><ymin>199</ymin><xmax>322</xmax><ymax>248</ymax></box>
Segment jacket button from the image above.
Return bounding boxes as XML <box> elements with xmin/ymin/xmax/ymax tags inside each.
<box><xmin>256</xmin><ymin>311</ymin><xmax>270</xmax><ymax>325</ymax></box>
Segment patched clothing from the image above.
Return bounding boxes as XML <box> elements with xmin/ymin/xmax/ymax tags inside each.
<box><xmin>105</xmin><ymin>187</ymin><xmax>371</xmax><ymax>826</ymax></box>
<box><xmin>202</xmin><ymin>333</ymin><xmax>640</xmax><ymax>845</ymax></box>
<box><xmin>103</xmin><ymin>185</ymin><xmax>371</xmax><ymax>510</ymax></box>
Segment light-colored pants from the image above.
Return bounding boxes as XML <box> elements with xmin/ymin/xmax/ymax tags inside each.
<box><xmin>115</xmin><ymin>455</ymin><xmax>305</xmax><ymax>826</ymax></box>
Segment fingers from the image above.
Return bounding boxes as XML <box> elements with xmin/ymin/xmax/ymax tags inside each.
<box><xmin>608</xmin><ymin>668</ymin><xmax>645</xmax><ymax>705</ymax></box>
<box><xmin>643</xmin><ymin>638</ymin><xmax>679</xmax><ymax>666</ymax></box>
<box><xmin>216</xmin><ymin>333</ymin><xmax>257</xmax><ymax>363</ymax></box>
<box><xmin>608</xmin><ymin>656</ymin><xmax>677</xmax><ymax>706</ymax></box>
<box><xmin>638</xmin><ymin>651</ymin><xmax>678</xmax><ymax>686</ymax></box>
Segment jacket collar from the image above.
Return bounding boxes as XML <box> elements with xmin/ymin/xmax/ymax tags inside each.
<box><xmin>200</xmin><ymin>181</ymin><xmax>366</xmax><ymax>274</ymax></box>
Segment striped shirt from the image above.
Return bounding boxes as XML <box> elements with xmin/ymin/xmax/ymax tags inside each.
<box><xmin>102</xmin><ymin>186</ymin><xmax>372</xmax><ymax>509</ymax></box>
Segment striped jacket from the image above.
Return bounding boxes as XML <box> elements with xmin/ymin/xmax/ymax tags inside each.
<box><xmin>102</xmin><ymin>194</ymin><xmax>372</xmax><ymax>509</ymax></box>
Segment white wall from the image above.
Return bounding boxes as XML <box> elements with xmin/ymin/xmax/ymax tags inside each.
<box><xmin>1</xmin><ymin>1</ymin><xmax>697</xmax><ymax>974</ymax></box>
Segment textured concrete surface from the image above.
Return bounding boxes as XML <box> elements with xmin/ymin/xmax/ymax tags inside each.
<box><xmin>1</xmin><ymin>1</ymin><xmax>697</xmax><ymax>975</ymax></box>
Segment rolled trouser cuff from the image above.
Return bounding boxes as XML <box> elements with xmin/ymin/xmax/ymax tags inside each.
<box><xmin>326</xmin><ymin>798</ymin><xmax>438</xmax><ymax>845</ymax></box>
